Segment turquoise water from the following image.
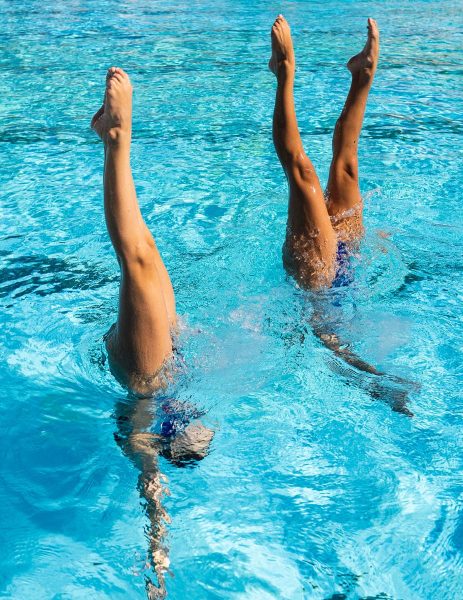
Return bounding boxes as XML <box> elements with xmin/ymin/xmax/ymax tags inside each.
<box><xmin>1</xmin><ymin>0</ymin><xmax>462</xmax><ymax>597</ymax></box>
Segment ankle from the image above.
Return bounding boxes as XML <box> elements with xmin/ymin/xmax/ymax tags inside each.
<box><xmin>352</xmin><ymin>68</ymin><xmax>375</xmax><ymax>87</ymax></box>
<box><xmin>277</xmin><ymin>58</ymin><xmax>295</xmax><ymax>78</ymax></box>
<box><xmin>105</xmin><ymin>127</ymin><xmax>131</xmax><ymax>148</ymax></box>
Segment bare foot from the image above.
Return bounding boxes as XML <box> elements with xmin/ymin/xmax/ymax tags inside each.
<box><xmin>347</xmin><ymin>18</ymin><xmax>379</xmax><ymax>83</ymax></box>
<box><xmin>91</xmin><ymin>66</ymin><xmax>133</xmax><ymax>145</ymax></box>
<box><xmin>269</xmin><ymin>14</ymin><xmax>295</xmax><ymax>76</ymax></box>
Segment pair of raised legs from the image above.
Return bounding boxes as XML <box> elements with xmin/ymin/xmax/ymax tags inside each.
<box><xmin>270</xmin><ymin>15</ymin><xmax>379</xmax><ymax>288</ymax></box>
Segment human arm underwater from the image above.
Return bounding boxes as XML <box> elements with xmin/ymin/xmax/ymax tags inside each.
<box><xmin>310</xmin><ymin>312</ymin><xmax>416</xmax><ymax>417</ymax></box>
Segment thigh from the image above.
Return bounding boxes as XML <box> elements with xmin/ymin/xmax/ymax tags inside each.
<box><xmin>325</xmin><ymin>161</ymin><xmax>364</xmax><ymax>242</ymax></box>
<box><xmin>144</xmin><ymin>234</ymin><xmax>176</xmax><ymax>329</ymax></box>
<box><xmin>284</xmin><ymin>157</ymin><xmax>337</xmax><ymax>288</ymax></box>
<box><xmin>111</xmin><ymin>261</ymin><xmax>173</xmax><ymax>385</ymax></box>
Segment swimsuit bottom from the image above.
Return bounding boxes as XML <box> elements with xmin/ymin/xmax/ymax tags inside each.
<box><xmin>153</xmin><ymin>398</ymin><xmax>205</xmax><ymax>438</ymax></box>
<box><xmin>332</xmin><ymin>240</ymin><xmax>354</xmax><ymax>288</ymax></box>
<box><xmin>114</xmin><ymin>397</ymin><xmax>205</xmax><ymax>444</ymax></box>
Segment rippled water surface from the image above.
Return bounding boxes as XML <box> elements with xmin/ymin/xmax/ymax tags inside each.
<box><xmin>1</xmin><ymin>0</ymin><xmax>462</xmax><ymax>598</ymax></box>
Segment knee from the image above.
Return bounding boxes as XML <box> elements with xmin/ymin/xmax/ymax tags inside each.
<box><xmin>333</xmin><ymin>155</ymin><xmax>358</xmax><ymax>182</ymax></box>
<box><xmin>119</xmin><ymin>238</ymin><xmax>157</xmax><ymax>270</ymax></box>
<box><xmin>287</xmin><ymin>152</ymin><xmax>319</xmax><ymax>185</ymax></box>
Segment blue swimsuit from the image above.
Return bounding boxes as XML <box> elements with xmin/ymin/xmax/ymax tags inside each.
<box><xmin>155</xmin><ymin>399</ymin><xmax>204</xmax><ymax>438</ymax></box>
<box><xmin>332</xmin><ymin>241</ymin><xmax>354</xmax><ymax>288</ymax></box>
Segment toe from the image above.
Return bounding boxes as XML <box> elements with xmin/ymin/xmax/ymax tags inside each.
<box><xmin>106</xmin><ymin>71</ymin><xmax>116</xmax><ymax>89</ymax></box>
<box><xmin>115</xmin><ymin>67</ymin><xmax>130</xmax><ymax>81</ymax></box>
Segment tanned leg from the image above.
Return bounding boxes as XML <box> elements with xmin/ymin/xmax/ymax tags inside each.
<box><xmin>91</xmin><ymin>68</ymin><xmax>174</xmax><ymax>392</ymax></box>
<box><xmin>326</xmin><ymin>19</ymin><xmax>379</xmax><ymax>241</ymax></box>
<box><xmin>270</xmin><ymin>15</ymin><xmax>336</xmax><ymax>288</ymax></box>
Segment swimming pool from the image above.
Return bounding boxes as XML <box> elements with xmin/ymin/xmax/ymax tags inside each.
<box><xmin>1</xmin><ymin>0</ymin><xmax>462</xmax><ymax>597</ymax></box>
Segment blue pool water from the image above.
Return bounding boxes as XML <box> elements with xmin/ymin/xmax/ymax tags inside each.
<box><xmin>1</xmin><ymin>0</ymin><xmax>462</xmax><ymax>597</ymax></box>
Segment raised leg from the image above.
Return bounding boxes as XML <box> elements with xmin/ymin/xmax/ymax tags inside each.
<box><xmin>325</xmin><ymin>19</ymin><xmax>379</xmax><ymax>241</ymax></box>
<box><xmin>270</xmin><ymin>15</ymin><xmax>337</xmax><ymax>289</ymax></box>
<box><xmin>91</xmin><ymin>68</ymin><xmax>175</xmax><ymax>393</ymax></box>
